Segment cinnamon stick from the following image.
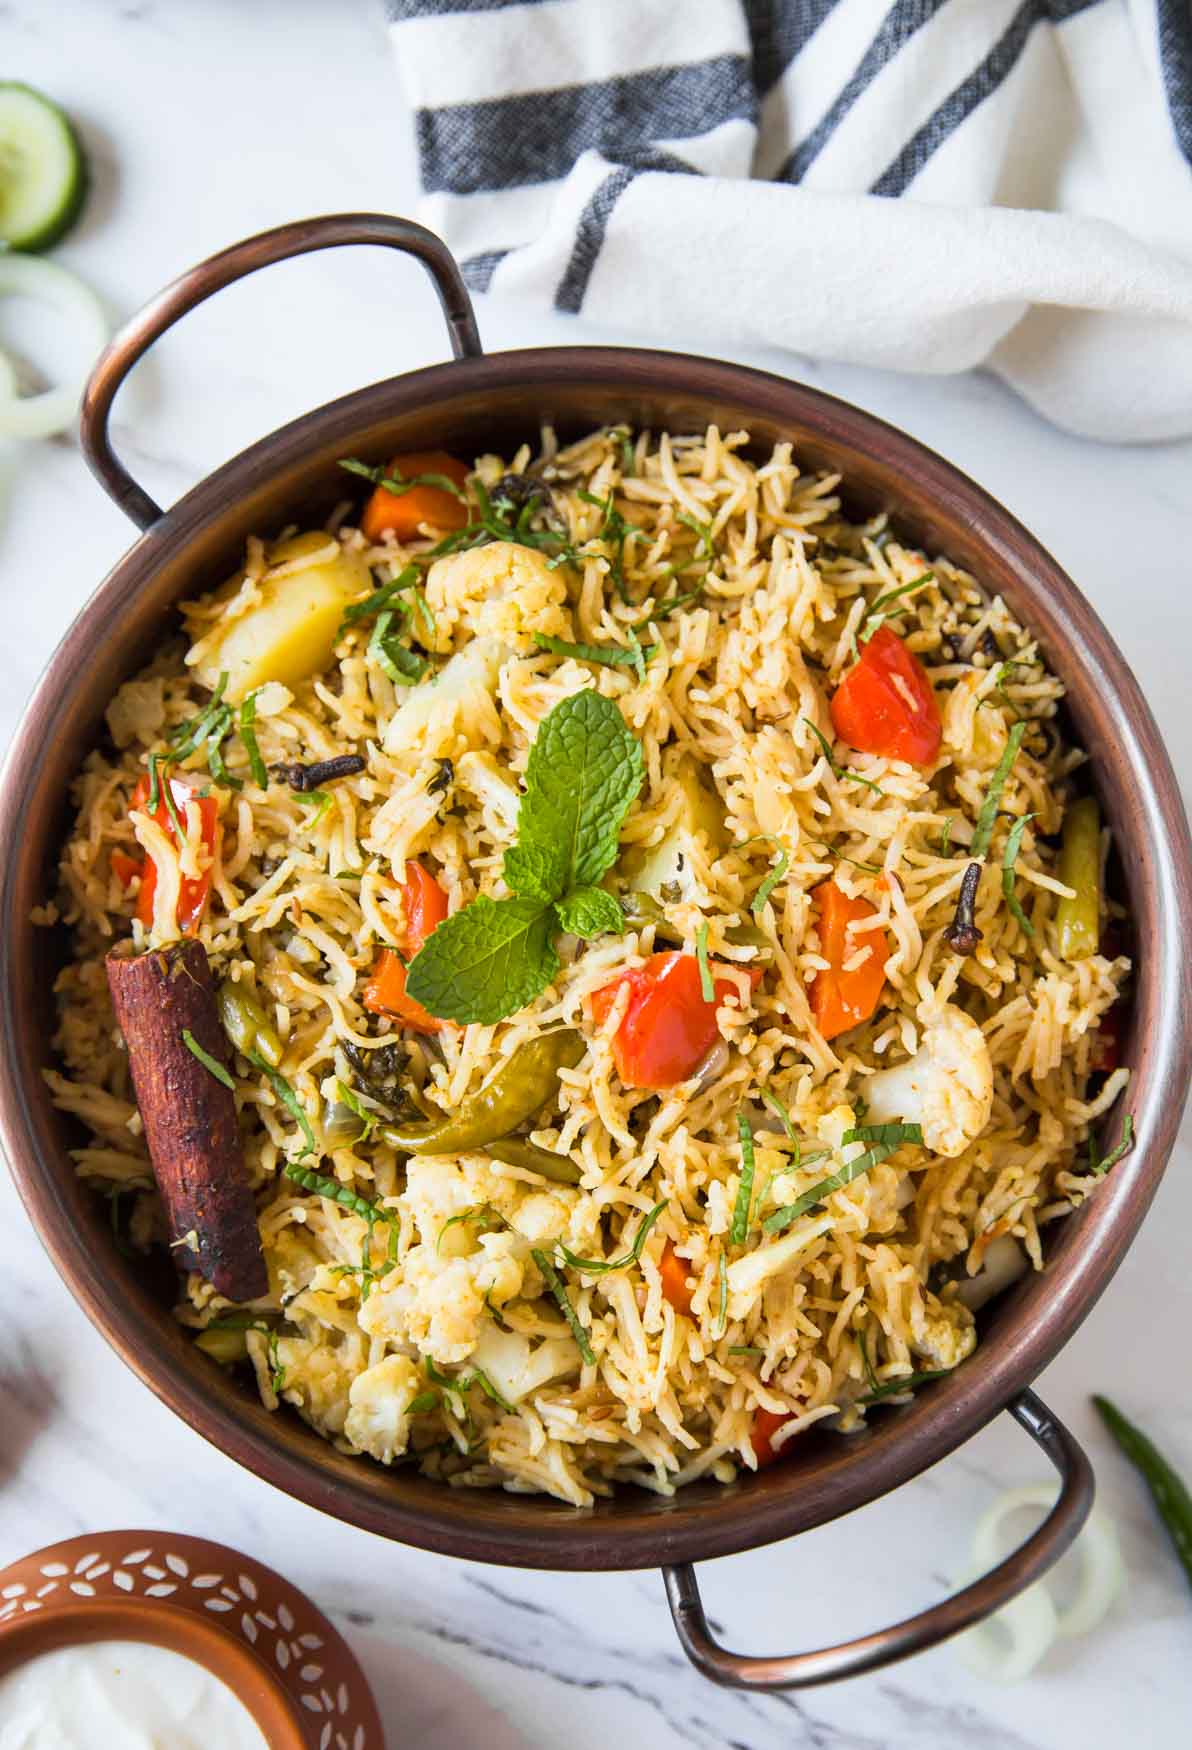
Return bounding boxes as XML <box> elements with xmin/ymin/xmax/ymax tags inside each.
<box><xmin>105</xmin><ymin>939</ymin><xmax>267</xmax><ymax>1301</ymax></box>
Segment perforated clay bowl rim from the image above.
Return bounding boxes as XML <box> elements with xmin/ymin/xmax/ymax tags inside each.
<box><xmin>0</xmin><ymin>1530</ymin><xmax>384</xmax><ymax>1747</ymax></box>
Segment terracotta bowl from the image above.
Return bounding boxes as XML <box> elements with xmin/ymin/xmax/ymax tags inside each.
<box><xmin>0</xmin><ymin>1531</ymin><xmax>383</xmax><ymax>1747</ymax></box>
<box><xmin>0</xmin><ymin>214</ymin><xmax>1189</xmax><ymax>1689</ymax></box>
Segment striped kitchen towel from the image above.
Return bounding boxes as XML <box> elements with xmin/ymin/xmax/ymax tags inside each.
<box><xmin>385</xmin><ymin>0</ymin><xmax>1192</xmax><ymax>442</ymax></box>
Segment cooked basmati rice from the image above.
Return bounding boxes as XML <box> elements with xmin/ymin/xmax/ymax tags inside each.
<box><xmin>44</xmin><ymin>424</ymin><xmax>1129</xmax><ymax>1505</ymax></box>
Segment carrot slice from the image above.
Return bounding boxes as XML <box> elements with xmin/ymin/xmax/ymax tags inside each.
<box><xmin>658</xmin><ymin>1240</ymin><xmax>694</xmax><ymax>1317</ymax></box>
<box><xmin>361</xmin><ymin>450</ymin><xmax>470</xmax><ymax>542</ymax></box>
<box><xmin>809</xmin><ymin>879</ymin><xmax>889</xmax><ymax>1042</ymax></box>
<box><xmin>751</xmin><ymin>1405</ymin><xmax>791</xmax><ymax>1468</ymax></box>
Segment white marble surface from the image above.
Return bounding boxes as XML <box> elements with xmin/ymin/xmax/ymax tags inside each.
<box><xmin>2</xmin><ymin>4</ymin><xmax>1191</xmax><ymax>1745</ymax></box>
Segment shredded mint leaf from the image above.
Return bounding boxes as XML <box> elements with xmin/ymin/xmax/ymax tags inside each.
<box><xmin>1002</xmin><ymin>811</ymin><xmax>1036</xmax><ymax>937</ymax></box>
<box><xmin>730</xmin><ymin>1112</ymin><xmax>756</xmax><ymax>1243</ymax></box>
<box><xmin>971</xmin><ymin>720</ymin><xmax>1028</xmax><ymax>859</ymax></box>
<box><xmin>181</xmin><ymin>1029</ymin><xmax>235</xmax><ymax>1091</ymax></box>
<box><xmin>533</xmin><ymin>631</ymin><xmax>655</xmax><ymax>677</ymax></box>
<box><xmin>553</xmin><ymin>885</ymin><xmax>624</xmax><ymax>940</ymax></box>
<box><xmin>506</xmin><ymin>689</ymin><xmax>643</xmax><ymax>898</ymax></box>
<box><xmin>405</xmin><ymin>894</ymin><xmax>559</xmax><ymax>1025</ymax></box>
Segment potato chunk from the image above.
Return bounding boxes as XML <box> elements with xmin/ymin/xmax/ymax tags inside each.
<box><xmin>188</xmin><ymin>532</ymin><xmax>371</xmax><ymax>702</ymax></box>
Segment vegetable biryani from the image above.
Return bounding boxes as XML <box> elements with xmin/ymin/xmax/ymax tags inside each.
<box><xmin>44</xmin><ymin>424</ymin><xmax>1133</xmax><ymax>1505</ymax></box>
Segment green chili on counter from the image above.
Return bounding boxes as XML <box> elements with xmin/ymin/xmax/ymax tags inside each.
<box><xmin>1093</xmin><ymin>1396</ymin><xmax>1192</xmax><ymax>1591</ymax></box>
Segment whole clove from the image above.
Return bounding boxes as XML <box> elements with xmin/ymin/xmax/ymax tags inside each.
<box><xmin>272</xmin><ymin>754</ymin><xmax>366</xmax><ymax>792</ymax></box>
<box><xmin>489</xmin><ymin>473</ymin><xmax>552</xmax><ymax>513</ymax></box>
<box><xmin>944</xmin><ymin>861</ymin><xmax>985</xmax><ymax>955</ymax></box>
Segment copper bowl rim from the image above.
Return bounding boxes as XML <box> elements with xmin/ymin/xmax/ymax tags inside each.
<box><xmin>1</xmin><ymin>342</ymin><xmax>1190</xmax><ymax>1572</ymax></box>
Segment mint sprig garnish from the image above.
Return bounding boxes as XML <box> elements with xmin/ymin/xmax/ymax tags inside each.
<box><xmin>553</xmin><ymin>885</ymin><xmax>625</xmax><ymax>940</ymax></box>
<box><xmin>405</xmin><ymin>690</ymin><xmax>643</xmax><ymax>1023</ymax></box>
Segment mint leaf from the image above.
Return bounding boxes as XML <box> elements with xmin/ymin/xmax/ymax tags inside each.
<box><xmin>405</xmin><ymin>895</ymin><xmax>558</xmax><ymax>1024</ymax></box>
<box><xmin>503</xmin><ymin>840</ymin><xmax>563</xmax><ymax>905</ymax></box>
<box><xmin>506</xmin><ymin>689</ymin><xmax>643</xmax><ymax>898</ymax></box>
<box><xmin>553</xmin><ymin>886</ymin><xmax>624</xmax><ymax>941</ymax></box>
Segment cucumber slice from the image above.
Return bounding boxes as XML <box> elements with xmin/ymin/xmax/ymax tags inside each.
<box><xmin>0</xmin><ymin>82</ymin><xmax>88</xmax><ymax>253</ymax></box>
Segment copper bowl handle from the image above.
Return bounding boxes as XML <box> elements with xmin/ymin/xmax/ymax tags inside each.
<box><xmin>663</xmin><ymin>1389</ymin><xmax>1092</xmax><ymax>1689</ymax></box>
<box><xmin>79</xmin><ymin>212</ymin><xmax>483</xmax><ymax>531</ymax></box>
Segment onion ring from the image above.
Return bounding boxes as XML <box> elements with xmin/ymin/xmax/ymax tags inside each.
<box><xmin>0</xmin><ymin>254</ymin><xmax>108</xmax><ymax>440</ymax></box>
<box><xmin>953</xmin><ymin>1483</ymin><xmax>1125</xmax><ymax>1681</ymax></box>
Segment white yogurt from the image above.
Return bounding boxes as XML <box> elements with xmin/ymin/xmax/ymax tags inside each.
<box><xmin>0</xmin><ymin>1638</ymin><xmax>270</xmax><ymax>1749</ymax></box>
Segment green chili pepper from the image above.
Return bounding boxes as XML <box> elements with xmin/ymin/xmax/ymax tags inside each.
<box><xmin>322</xmin><ymin>1100</ymin><xmax>367</xmax><ymax>1150</ymax></box>
<box><xmin>483</xmin><ymin>1137</ymin><xmax>582</xmax><ymax>1185</ymax></box>
<box><xmin>1055</xmin><ymin>796</ymin><xmax>1101</xmax><ymax>961</ymax></box>
<box><xmin>378</xmin><ymin>1030</ymin><xmax>585</xmax><ymax>1155</ymax></box>
<box><xmin>618</xmin><ymin>890</ymin><xmax>770</xmax><ymax>953</ymax></box>
<box><xmin>1093</xmin><ymin>1396</ymin><xmax>1192</xmax><ymax>1590</ymax></box>
<box><xmin>195</xmin><ymin>1327</ymin><xmax>250</xmax><ymax>1365</ymax></box>
<box><xmin>217</xmin><ymin>979</ymin><xmax>284</xmax><ymax>1069</ymax></box>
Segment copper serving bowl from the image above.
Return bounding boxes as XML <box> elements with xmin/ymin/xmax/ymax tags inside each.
<box><xmin>2</xmin><ymin>216</ymin><xmax>1189</xmax><ymax>1691</ymax></box>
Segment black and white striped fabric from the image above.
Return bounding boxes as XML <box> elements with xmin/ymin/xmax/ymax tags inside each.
<box><xmin>387</xmin><ymin>0</ymin><xmax>1192</xmax><ymax>440</ymax></box>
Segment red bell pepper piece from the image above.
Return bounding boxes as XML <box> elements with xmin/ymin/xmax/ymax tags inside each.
<box><xmin>362</xmin><ymin>860</ymin><xmax>450</xmax><ymax>1034</ymax></box>
<box><xmin>590</xmin><ymin>951</ymin><xmax>761</xmax><ymax>1090</ymax></box>
<box><xmin>129</xmin><ymin>771</ymin><xmax>220</xmax><ymax>934</ymax></box>
<box><xmin>830</xmin><ymin>625</ymin><xmax>942</xmax><ymax>765</ymax></box>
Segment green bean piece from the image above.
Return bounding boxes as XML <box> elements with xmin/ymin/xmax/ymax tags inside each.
<box><xmin>378</xmin><ymin>1030</ymin><xmax>585</xmax><ymax>1155</ymax></box>
<box><xmin>1055</xmin><ymin>796</ymin><xmax>1101</xmax><ymax>960</ymax></box>
<box><xmin>619</xmin><ymin>890</ymin><xmax>672</xmax><ymax>934</ymax></box>
<box><xmin>1093</xmin><ymin>1396</ymin><xmax>1192</xmax><ymax>1590</ymax></box>
<box><xmin>217</xmin><ymin>979</ymin><xmax>284</xmax><ymax>1068</ymax></box>
<box><xmin>483</xmin><ymin>1137</ymin><xmax>582</xmax><ymax>1185</ymax></box>
<box><xmin>195</xmin><ymin>1328</ymin><xmax>249</xmax><ymax>1365</ymax></box>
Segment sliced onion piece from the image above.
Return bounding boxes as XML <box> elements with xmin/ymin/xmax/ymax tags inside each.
<box><xmin>954</xmin><ymin>1574</ymin><xmax>1058</xmax><ymax>1682</ymax></box>
<box><xmin>0</xmin><ymin>254</ymin><xmax>108</xmax><ymax>439</ymax></box>
<box><xmin>953</xmin><ymin>1483</ymin><xmax>1125</xmax><ymax>1681</ymax></box>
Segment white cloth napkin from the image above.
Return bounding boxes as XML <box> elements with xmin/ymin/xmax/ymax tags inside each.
<box><xmin>386</xmin><ymin>0</ymin><xmax>1192</xmax><ymax>442</ymax></box>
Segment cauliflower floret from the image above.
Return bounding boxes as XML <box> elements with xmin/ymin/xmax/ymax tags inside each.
<box><xmin>105</xmin><ymin>675</ymin><xmax>166</xmax><ymax>749</ymax></box>
<box><xmin>359</xmin><ymin>1234</ymin><xmax>527</xmax><ymax>1365</ymax></box>
<box><xmin>264</xmin><ymin>1227</ymin><xmax>326</xmax><ymax>1302</ymax></box>
<box><xmin>912</xmin><ymin>1296</ymin><xmax>977</xmax><ymax>1370</ymax></box>
<box><xmin>343</xmin><ymin>1354</ymin><xmax>422</xmax><ymax>1464</ymax></box>
<box><xmin>360</xmin><ymin>1247</ymin><xmax>484</xmax><ymax>1364</ymax></box>
<box><xmin>400</xmin><ymin>1153</ymin><xmax>513</xmax><ymax>1253</ymax></box>
<box><xmin>863</xmin><ymin>1003</ymin><xmax>993</xmax><ymax>1158</ymax></box>
<box><xmin>470</xmin><ymin>1322</ymin><xmax>579</xmax><ymax>1404</ymax></box>
<box><xmin>424</xmin><ymin>541</ymin><xmax>570</xmax><ymax>653</ymax></box>
<box><xmin>726</xmin><ymin>1211</ymin><xmax>835</xmax><ymax>1321</ymax></box>
<box><xmin>513</xmin><ymin>1190</ymin><xmax>573</xmax><ymax>1246</ymax></box>
<box><xmin>472</xmin><ymin>1230</ymin><xmax>525</xmax><ymax>1302</ymax></box>
<box><xmin>269</xmin><ymin>1336</ymin><xmax>356</xmax><ymax>1436</ymax></box>
<box><xmin>381</xmin><ymin>634</ymin><xmax>508</xmax><ymax>758</ymax></box>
